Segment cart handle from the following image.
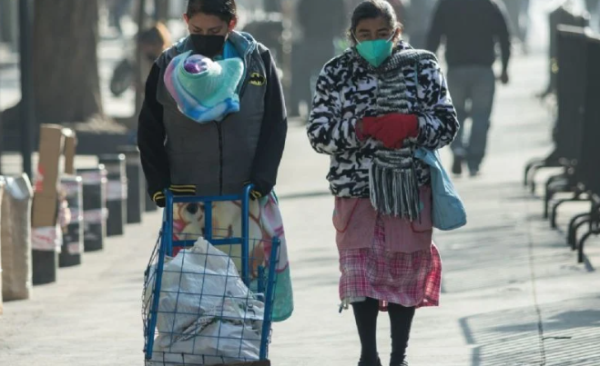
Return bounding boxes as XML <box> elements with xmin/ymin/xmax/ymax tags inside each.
<box><xmin>163</xmin><ymin>184</ymin><xmax>253</xmax><ymax>283</ymax></box>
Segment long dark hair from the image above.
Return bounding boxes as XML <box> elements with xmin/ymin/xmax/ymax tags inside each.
<box><xmin>186</xmin><ymin>0</ymin><xmax>238</xmax><ymax>23</ymax></box>
<box><xmin>347</xmin><ymin>0</ymin><xmax>402</xmax><ymax>45</ymax></box>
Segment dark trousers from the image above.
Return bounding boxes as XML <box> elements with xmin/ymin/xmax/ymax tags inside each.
<box><xmin>352</xmin><ymin>297</ymin><xmax>416</xmax><ymax>366</ymax></box>
<box><xmin>447</xmin><ymin>65</ymin><xmax>496</xmax><ymax>173</ymax></box>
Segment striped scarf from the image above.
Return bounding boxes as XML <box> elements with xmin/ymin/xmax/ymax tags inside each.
<box><xmin>365</xmin><ymin>48</ymin><xmax>434</xmax><ymax>220</ymax></box>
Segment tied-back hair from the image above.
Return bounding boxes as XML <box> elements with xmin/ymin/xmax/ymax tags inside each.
<box><xmin>186</xmin><ymin>0</ymin><xmax>238</xmax><ymax>23</ymax></box>
<box><xmin>347</xmin><ymin>0</ymin><xmax>403</xmax><ymax>45</ymax></box>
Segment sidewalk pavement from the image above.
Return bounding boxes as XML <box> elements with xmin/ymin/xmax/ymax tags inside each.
<box><xmin>1</xmin><ymin>50</ymin><xmax>600</xmax><ymax>366</ymax></box>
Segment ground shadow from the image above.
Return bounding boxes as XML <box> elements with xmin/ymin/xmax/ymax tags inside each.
<box><xmin>459</xmin><ymin>298</ymin><xmax>600</xmax><ymax>366</ymax></box>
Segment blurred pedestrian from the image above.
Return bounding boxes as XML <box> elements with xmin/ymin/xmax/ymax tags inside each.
<box><xmin>427</xmin><ymin>0</ymin><xmax>511</xmax><ymax>177</ymax></box>
<box><xmin>109</xmin><ymin>22</ymin><xmax>172</xmax><ymax>99</ymax></box>
<box><xmin>138</xmin><ymin>22</ymin><xmax>172</xmax><ymax>92</ymax></box>
<box><xmin>307</xmin><ymin>1</ymin><xmax>459</xmax><ymax>365</ymax></box>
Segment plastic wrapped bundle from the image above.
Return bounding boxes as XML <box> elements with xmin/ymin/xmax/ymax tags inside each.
<box><xmin>1</xmin><ymin>175</ymin><xmax>34</xmax><ymax>301</ymax></box>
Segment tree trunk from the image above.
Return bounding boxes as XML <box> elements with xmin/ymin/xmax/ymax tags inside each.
<box><xmin>1</xmin><ymin>0</ymin><xmax>104</xmax><ymax>130</ymax></box>
<box><xmin>33</xmin><ymin>0</ymin><xmax>104</xmax><ymax>124</ymax></box>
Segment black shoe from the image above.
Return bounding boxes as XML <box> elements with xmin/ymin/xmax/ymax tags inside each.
<box><xmin>358</xmin><ymin>358</ymin><xmax>382</xmax><ymax>366</ymax></box>
<box><xmin>469</xmin><ymin>166</ymin><xmax>480</xmax><ymax>177</ymax></box>
<box><xmin>452</xmin><ymin>155</ymin><xmax>463</xmax><ymax>176</ymax></box>
<box><xmin>390</xmin><ymin>362</ymin><xmax>408</xmax><ymax>366</ymax></box>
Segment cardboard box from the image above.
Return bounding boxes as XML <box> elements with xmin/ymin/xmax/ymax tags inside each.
<box><xmin>33</xmin><ymin>125</ymin><xmax>64</xmax><ymax>197</ymax></box>
<box><xmin>32</xmin><ymin>125</ymin><xmax>65</xmax><ymax>229</ymax></box>
<box><xmin>32</xmin><ymin>195</ymin><xmax>60</xmax><ymax>229</ymax></box>
<box><xmin>62</xmin><ymin>129</ymin><xmax>77</xmax><ymax>176</ymax></box>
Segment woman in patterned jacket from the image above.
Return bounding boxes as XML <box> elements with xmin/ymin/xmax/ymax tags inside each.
<box><xmin>307</xmin><ymin>1</ymin><xmax>459</xmax><ymax>366</ymax></box>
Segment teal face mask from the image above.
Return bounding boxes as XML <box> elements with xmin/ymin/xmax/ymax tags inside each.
<box><xmin>355</xmin><ymin>34</ymin><xmax>395</xmax><ymax>67</ymax></box>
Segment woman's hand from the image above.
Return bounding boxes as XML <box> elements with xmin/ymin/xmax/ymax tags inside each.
<box><xmin>244</xmin><ymin>180</ymin><xmax>271</xmax><ymax>201</ymax></box>
<box><xmin>361</xmin><ymin>113</ymin><xmax>419</xmax><ymax>149</ymax></box>
<box><xmin>152</xmin><ymin>185</ymin><xmax>197</xmax><ymax>208</ymax></box>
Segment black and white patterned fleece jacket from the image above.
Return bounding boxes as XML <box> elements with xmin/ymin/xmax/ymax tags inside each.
<box><xmin>307</xmin><ymin>41</ymin><xmax>459</xmax><ymax>198</ymax></box>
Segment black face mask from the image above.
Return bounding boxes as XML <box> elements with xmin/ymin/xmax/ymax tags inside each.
<box><xmin>190</xmin><ymin>34</ymin><xmax>226</xmax><ymax>58</ymax></box>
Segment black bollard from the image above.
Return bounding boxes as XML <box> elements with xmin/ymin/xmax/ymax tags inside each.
<box><xmin>31</xmin><ymin>207</ymin><xmax>59</xmax><ymax>285</ymax></box>
<box><xmin>31</xmin><ymin>194</ymin><xmax>60</xmax><ymax>286</ymax></box>
<box><xmin>78</xmin><ymin>166</ymin><xmax>107</xmax><ymax>252</ymax></box>
<box><xmin>31</xmin><ymin>246</ymin><xmax>58</xmax><ymax>285</ymax></box>
<box><xmin>98</xmin><ymin>154</ymin><xmax>127</xmax><ymax>236</ymax></box>
<box><xmin>118</xmin><ymin>146</ymin><xmax>144</xmax><ymax>224</ymax></box>
<box><xmin>58</xmin><ymin>176</ymin><xmax>84</xmax><ymax>267</ymax></box>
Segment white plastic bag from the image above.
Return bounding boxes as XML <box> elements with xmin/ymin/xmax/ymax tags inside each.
<box><xmin>147</xmin><ymin>237</ymin><xmax>265</xmax><ymax>365</ymax></box>
<box><xmin>151</xmin><ymin>317</ymin><xmax>262</xmax><ymax>365</ymax></box>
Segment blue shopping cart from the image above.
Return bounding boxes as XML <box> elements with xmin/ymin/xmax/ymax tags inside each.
<box><xmin>143</xmin><ymin>186</ymin><xmax>279</xmax><ymax>366</ymax></box>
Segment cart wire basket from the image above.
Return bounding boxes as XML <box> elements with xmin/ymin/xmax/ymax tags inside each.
<box><xmin>143</xmin><ymin>186</ymin><xmax>280</xmax><ymax>365</ymax></box>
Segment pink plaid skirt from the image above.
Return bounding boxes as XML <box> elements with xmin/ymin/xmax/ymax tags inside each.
<box><xmin>339</xmin><ymin>218</ymin><xmax>442</xmax><ymax>308</ymax></box>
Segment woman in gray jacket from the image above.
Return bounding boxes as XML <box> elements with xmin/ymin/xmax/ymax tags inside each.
<box><xmin>138</xmin><ymin>0</ymin><xmax>293</xmax><ymax>322</ymax></box>
<box><xmin>138</xmin><ymin>0</ymin><xmax>287</xmax><ymax>205</ymax></box>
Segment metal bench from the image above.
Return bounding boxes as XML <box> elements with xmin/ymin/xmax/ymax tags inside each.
<box><xmin>524</xmin><ymin>23</ymin><xmax>589</xmax><ymax>194</ymax></box>
<box><xmin>541</xmin><ymin>27</ymin><xmax>591</xmax><ymax>223</ymax></box>
<box><xmin>573</xmin><ymin>34</ymin><xmax>600</xmax><ymax>263</ymax></box>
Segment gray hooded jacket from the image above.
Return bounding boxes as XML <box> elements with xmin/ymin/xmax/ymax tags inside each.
<box><xmin>138</xmin><ymin>31</ymin><xmax>287</xmax><ymax>199</ymax></box>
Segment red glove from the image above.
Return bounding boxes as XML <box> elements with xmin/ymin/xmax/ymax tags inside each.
<box><xmin>357</xmin><ymin>116</ymin><xmax>378</xmax><ymax>141</ymax></box>
<box><xmin>363</xmin><ymin>113</ymin><xmax>419</xmax><ymax>149</ymax></box>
